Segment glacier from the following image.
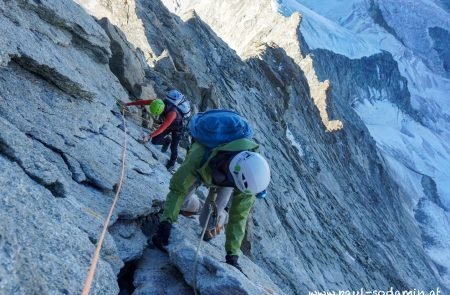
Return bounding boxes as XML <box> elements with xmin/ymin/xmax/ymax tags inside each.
<box><xmin>278</xmin><ymin>0</ymin><xmax>450</xmax><ymax>289</ymax></box>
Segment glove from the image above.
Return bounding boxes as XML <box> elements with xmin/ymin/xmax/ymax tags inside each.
<box><xmin>138</xmin><ymin>135</ymin><xmax>151</xmax><ymax>144</ymax></box>
<box><xmin>116</xmin><ymin>100</ymin><xmax>128</xmax><ymax>112</ymax></box>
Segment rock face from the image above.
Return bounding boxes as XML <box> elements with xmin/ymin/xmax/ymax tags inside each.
<box><xmin>97</xmin><ymin>17</ymin><xmax>147</xmax><ymax>98</ymax></box>
<box><xmin>157</xmin><ymin>1</ymin><xmax>446</xmax><ymax>292</ymax></box>
<box><xmin>0</xmin><ymin>0</ymin><xmax>447</xmax><ymax>294</ymax></box>
<box><xmin>133</xmin><ymin>248</ymin><xmax>193</xmax><ymax>295</ymax></box>
<box><xmin>0</xmin><ymin>0</ymin><xmax>170</xmax><ymax>293</ymax></box>
<box><xmin>309</xmin><ymin>49</ymin><xmax>421</xmax><ymax>122</ymax></box>
<box><xmin>428</xmin><ymin>26</ymin><xmax>450</xmax><ymax>76</ymax></box>
<box><xmin>133</xmin><ymin>217</ymin><xmax>284</xmax><ymax>295</ymax></box>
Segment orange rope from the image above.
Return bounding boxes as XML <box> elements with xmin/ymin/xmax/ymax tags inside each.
<box><xmin>81</xmin><ymin>110</ymin><xmax>128</xmax><ymax>295</ymax></box>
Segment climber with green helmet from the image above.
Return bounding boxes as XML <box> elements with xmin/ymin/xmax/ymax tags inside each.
<box><xmin>124</xmin><ymin>90</ymin><xmax>191</xmax><ymax>170</ymax></box>
<box><xmin>151</xmin><ymin>110</ymin><xmax>271</xmax><ymax>272</ymax></box>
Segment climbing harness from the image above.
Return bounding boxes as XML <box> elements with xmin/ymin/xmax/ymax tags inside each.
<box><xmin>192</xmin><ymin>186</ymin><xmax>218</xmax><ymax>295</ymax></box>
<box><xmin>81</xmin><ymin>109</ymin><xmax>128</xmax><ymax>295</ymax></box>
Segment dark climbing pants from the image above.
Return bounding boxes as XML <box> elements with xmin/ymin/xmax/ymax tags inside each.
<box><xmin>152</xmin><ymin>130</ymin><xmax>182</xmax><ymax>165</ymax></box>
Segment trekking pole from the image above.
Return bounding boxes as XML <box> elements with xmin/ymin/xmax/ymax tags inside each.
<box><xmin>192</xmin><ymin>186</ymin><xmax>218</xmax><ymax>295</ymax></box>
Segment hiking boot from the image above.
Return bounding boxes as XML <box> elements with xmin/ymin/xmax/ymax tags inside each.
<box><xmin>165</xmin><ymin>160</ymin><xmax>176</xmax><ymax>171</ymax></box>
<box><xmin>151</xmin><ymin>220</ymin><xmax>172</xmax><ymax>253</ymax></box>
<box><xmin>225</xmin><ymin>254</ymin><xmax>243</xmax><ymax>273</ymax></box>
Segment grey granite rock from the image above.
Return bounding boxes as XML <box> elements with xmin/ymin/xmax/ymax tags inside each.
<box><xmin>109</xmin><ymin>220</ymin><xmax>148</xmax><ymax>263</ymax></box>
<box><xmin>98</xmin><ymin>18</ymin><xmax>147</xmax><ymax>98</ymax></box>
<box><xmin>167</xmin><ymin>217</ymin><xmax>285</xmax><ymax>295</ymax></box>
<box><xmin>1</xmin><ymin>0</ymin><xmax>447</xmax><ymax>294</ymax></box>
<box><xmin>0</xmin><ymin>156</ymin><xmax>118</xmax><ymax>294</ymax></box>
<box><xmin>0</xmin><ymin>1</ymin><xmax>172</xmax><ymax>293</ymax></box>
<box><xmin>133</xmin><ymin>248</ymin><xmax>193</xmax><ymax>295</ymax></box>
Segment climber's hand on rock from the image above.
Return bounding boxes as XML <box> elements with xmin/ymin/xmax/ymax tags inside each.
<box><xmin>138</xmin><ymin>135</ymin><xmax>151</xmax><ymax>144</ymax></box>
<box><xmin>116</xmin><ymin>100</ymin><xmax>129</xmax><ymax>113</ymax></box>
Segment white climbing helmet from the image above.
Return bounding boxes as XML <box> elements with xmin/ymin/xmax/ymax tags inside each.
<box><xmin>229</xmin><ymin>151</ymin><xmax>271</xmax><ymax>195</ymax></box>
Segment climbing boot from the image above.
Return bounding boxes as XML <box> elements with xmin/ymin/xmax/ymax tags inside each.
<box><xmin>225</xmin><ymin>254</ymin><xmax>244</xmax><ymax>273</ymax></box>
<box><xmin>151</xmin><ymin>220</ymin><xmax>172</xmax><ymax>253</ymax></box>
<box><xmin>165</xmin><ymin>159</ymin><xmax>176</xmax><ymax>171</ymax></box>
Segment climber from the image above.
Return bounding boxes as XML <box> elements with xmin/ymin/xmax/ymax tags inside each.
<box><xmin>123</xmin><ymin>90</ymin><xmax>191</xmax><ymax>170</ymax></box>
<box><xmin>151</xmin><ymin>109</ymin><xmax>271</xmax><ymax>272</ymax></box>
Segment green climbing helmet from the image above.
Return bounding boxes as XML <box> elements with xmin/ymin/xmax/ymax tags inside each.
<box><xmin>150</xmin><ymin>99</ymin><xmax>165</xmax><ymax>116</ymax></box>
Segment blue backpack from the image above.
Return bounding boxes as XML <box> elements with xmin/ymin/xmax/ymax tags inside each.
<box><xmin>188</xmin><ymin>109</ymin><xmax>253</xmax><ymax>148</ymax></box>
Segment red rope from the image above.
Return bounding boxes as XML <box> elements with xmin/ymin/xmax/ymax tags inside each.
<box><xmin>81</xmin><ymin>110</ymin><xmax>128</xmax><ymax>295</ymax></box>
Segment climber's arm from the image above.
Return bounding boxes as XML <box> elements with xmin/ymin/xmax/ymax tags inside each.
<box><xmin>161</xmin><ymin>142</ymin><xmax>205</xmax><ymax>223</ymax></box>
<box><xmin>140</xmin><ymin>111</ymin><xmax>176</xmax><ymax>142</ymax></box>
<box><xmin>125</xmin><ymin>99</ymin><xmax>154</xmax><ymax>106</ymax></box>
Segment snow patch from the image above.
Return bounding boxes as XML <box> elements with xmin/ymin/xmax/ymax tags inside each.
<box><xmin>286</xmin><ymin>127</ymin><xmax>304</xmax><ymax>157</ymax></box>
<box><xmin>279</xmin><ymin>0</ymin><xmax>380</xmax><ymax>58</ymax></box>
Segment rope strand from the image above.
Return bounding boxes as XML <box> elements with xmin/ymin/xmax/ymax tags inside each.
<box><xmin>81</xmin><ymin>110</ymin><xmax>128</xmax><ymax>295</ymax></box>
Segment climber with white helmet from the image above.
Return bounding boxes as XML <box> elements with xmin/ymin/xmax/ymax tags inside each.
<box><xmin>151</xmin><ymin>109</ymin><xmax>270</xmax><ymax>272</ymax></box>
<box><xmin>122</xmin><ymin>90</ymin><xmax>191</xmax><ymax>170</ymax></box>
